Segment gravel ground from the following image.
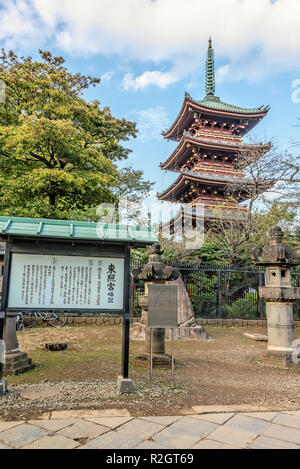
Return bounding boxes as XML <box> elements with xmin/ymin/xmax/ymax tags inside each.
<box><xmin>0</xmin><ymin>379</ymin><xmax>187</xmax><ymax>420</ymax></box>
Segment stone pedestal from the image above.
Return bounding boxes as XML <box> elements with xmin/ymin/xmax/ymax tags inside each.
<box><xmin>117</xmin><ymin>375</ymin><xmax>135</xmax><ymax>394</ymax></box>
<box><xmin>2</xmin><ymin>313</ymin><xmax>33</xmax><ymax>376</ymax></box>
<box><xmin>266</xmin><ymin>302</ymin><xmax>295</xmax><ymax>352</ymax></box>
<box><xmin>134</xmin><ymin>353</ymin><xmax>172</xmax><ymax>368</ymax></box>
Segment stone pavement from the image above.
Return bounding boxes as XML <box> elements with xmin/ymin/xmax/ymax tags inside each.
<box><xmin>0</xmin><ymin>407</ymin><xmax>300</xmax><ymax>449</ymax></box>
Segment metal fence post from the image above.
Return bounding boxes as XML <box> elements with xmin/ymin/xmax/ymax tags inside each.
<box><xmin>217</xmin><ymin>270</ymin><xmax>222</xmax><ymax>318</ymax></box>
<box><xmin>258</xmin><ymin>272</ymin><xmax>264</xmax><ymax>320</ymax></box>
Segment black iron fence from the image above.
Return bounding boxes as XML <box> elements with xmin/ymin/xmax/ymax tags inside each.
<box><xmin>131</xmin><ymin>262</ymin><xmax>300</xmax><ymax>321</ymax></box>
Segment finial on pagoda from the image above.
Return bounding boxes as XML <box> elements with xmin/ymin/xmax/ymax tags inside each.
<box><xmin>205</xmin><ymin>36</ymin><xmax>215</xmax><ymax>99</ymax></box>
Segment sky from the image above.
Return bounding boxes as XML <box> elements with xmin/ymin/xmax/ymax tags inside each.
<box><xmin>1</xmin><ymin>0</ymin><xmax>300</xmax><ymax>201</ymax></box>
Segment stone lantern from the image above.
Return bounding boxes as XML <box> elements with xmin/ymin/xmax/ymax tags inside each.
<box><xmin>252</xmin><ymin>226</ymin><xmax>300</xmax><ymax>356</ymax></box>
<box><xmin>131</xmin><ymin>243</ymin><xmax>180</xmax><ymax>367</ymax></box>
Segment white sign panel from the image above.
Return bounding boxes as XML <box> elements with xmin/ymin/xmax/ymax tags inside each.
<box><xmin>8</xmin><ymin>253</ymin><xmax>124</xmax><ymax>310</ymax></box>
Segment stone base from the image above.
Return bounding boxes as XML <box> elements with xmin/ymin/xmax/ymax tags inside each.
<box><xmin>134</xmin><ymin>353</ymin><xmax>172</xmax><ymax>368</ymax></box>
<box><xmin>117</xmin><ymin>376</ymin><xmax>135</xmax><ymax>394</ymax></box>
<box><xmin>259</xmin><ymin>351</ymin><xmax>295</xmax><ymax>369</ymax></box>
<box><xmin>0</xmin><ymin>379</ymin><xmax>7</xmax><ymax>397</ymax></box>
<box><xmin>166</xmin><ymin>326</ymin><xmax>208</xmax><ymax>341</ymax></box>
<box><xmin>3</xmin><ymin>352</ymin><xmax>34</xmax><ymax>376</ymax></box>
<box><xmin>131</xmin><ymin>324</ymin><xmax>208</xmax><ymax>342</ymax></box>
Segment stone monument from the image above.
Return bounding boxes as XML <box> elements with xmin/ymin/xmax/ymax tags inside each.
<box><xmin>252</xmin><ymin>225</ymin><xmax>300</xmax><ymax>365</ymax></box>
<box><xmin>131</xmin><ymin>243</ymin><xmax>207</xmax><ymax>367</ymax></box>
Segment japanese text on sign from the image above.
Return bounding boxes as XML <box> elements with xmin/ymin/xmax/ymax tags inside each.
<box><xmin>8</xmin><ymin>253</ymin><xmax>124</xmax><ymax>310</ymax></box>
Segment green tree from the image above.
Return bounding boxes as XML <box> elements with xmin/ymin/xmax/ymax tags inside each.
<box><xmin>0</xmin><ymin>49</ymin><xmax>149</xmax><ymax>220</ymax></box>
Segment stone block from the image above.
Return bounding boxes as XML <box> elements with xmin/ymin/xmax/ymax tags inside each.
<box><xmin>117</xmin><ymin>376</ymin><xmax>135</xmax><ymax>394</ymax></box>
<box><xmin>166</xmin><ymin>326</ymin><xmax>208</xmax><ymax>341</ymax></box>
<box><xmin>244</xmin><ymin>333</ymin><xmax>268</xmax><ymax>341</ymax></box>
<box><xmin>3</xmin><ymin>352</ymin><xmax>34</xmax><ymax>376</ymax></box>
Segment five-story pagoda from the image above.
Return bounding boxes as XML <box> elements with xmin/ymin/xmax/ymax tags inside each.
<box><xmin>158</xmin><ymin>38</ymin><xmax>270</xmax><ymax>228</ymax></box>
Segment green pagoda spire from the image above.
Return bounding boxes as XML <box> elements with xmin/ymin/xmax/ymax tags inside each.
<box><xmin>205</xmin><ymin>37</ymin><xmax>215</xmax><ymax>98</ymax></box>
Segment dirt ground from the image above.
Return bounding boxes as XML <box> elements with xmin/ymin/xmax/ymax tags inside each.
<box><xmin>1</xmin><ymin>324</ymin><xmax>300</xmax><ymax>420</ymax></box>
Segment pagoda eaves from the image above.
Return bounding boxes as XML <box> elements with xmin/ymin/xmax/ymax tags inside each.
<box><xmin>160</xmin><ymin>132</ymin><xmax>271</xmax><ymax>172</ymax></box>
<box><xmin>163</xmin><ymin>93</ymin><xmax>270</xmax><ymax>141</ymax></box>
<box><xmin>157</xmin><ymin>170</ymin><xmax>273</xmax><ymax>205</ymax></box>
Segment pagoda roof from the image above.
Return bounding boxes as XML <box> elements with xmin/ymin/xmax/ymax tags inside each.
<box><xmin>163</xmin><ymin>93</ymin><xmax>270</xmax><ymax>141</ymax></box>
<box><xmin>161</xmin><ymin>132</ymin><xmax>270</xmax><ymax>171</ymax></box>
<box><xmin>158</xmin><ymin>170</ymin><xmax>272</xmax><ymax>202</ymax></box>
<box><xmin>190</xmin><ymin>94</ymin><xmax>270</xmax><ymax>116</ymax></box>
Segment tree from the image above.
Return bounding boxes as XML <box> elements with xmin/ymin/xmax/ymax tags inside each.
<box><xmin>0</xmin><ymin>49</ymin><xmax>150</xmax><ymax>220</ymax></box>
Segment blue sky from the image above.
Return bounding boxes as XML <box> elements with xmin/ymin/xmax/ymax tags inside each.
<box><xmin>1</xmin><ymin>0</ymin><xmax>300</xmax><ymax>199</ymax></box>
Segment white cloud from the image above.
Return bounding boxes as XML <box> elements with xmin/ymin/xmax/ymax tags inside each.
<box><xmin>123</xmin><ymin>70</ymin><xmax>177</xmax><ymax>91</ymax></box>
<box><xmin>2</xmin><ymin>0</ymin><xmax>300</xmax><ymax>86</ymax></box>
<box><xmin>100</xmin><ymin>70</ymin><xmax>114</xmax><ymax>83</ymax></box>
<box><xmin>216</xmin><ymin>65</ymin><xmax>230</xmax><ymax>84</ymax></box>
<box><xmin>128</xmin><ymin>107</ymin><xmax>170</xmax><ymax>142</ymax></box>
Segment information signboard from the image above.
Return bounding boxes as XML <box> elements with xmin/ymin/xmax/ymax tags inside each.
<box><xmin>7</xmin><ymin>253</ymin><xmax>124</xmax><ymax>311</ymax></box>
<box><xmin>147</xmin><ymin>284</ymin><xmax>178</xmax><ymax>328</ymax></box>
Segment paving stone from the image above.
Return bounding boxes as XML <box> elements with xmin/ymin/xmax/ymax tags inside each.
<box><xmin>20</xmin><ymin>385</ymin><xmax>59</xmax><ymax>400</ymax></box>
<box><xmin>134</xmin><ymin>440</ymin><xmax>169</xmax><ymax>449</ymax></box>
<box><xmin>139</xmin><ymin>416</ymin><xmax>182</xmax><ymax>426</ymax></box>
<box><xmin>152</xmin><ymin>417</ymin><xmax>217</xmax><ymax>449</ymax></box>
<box><xmin>58</xmin><ymin>420</ymin><xmax>108</xmax><ymax>439</ymax></box>
<box><xmin>248</xmin><ymin>436</ymin><xmax>299</xmax><ymax>449</ymax></box>
<box><xmin>262</xmin><ymin>423</ymin><xmax>300</xmax><ymax>444</ymax></box>
<box><xmin>51</xmin><ymin>409</ymin><xmax>130</xmax><ymax>419</ymax></box>
<box><xmin>192</xmin><ymin>439</ymin><xmax>242</xmax><ymax>449</ymax></box>
<box><xmin>206</xmin><ymin>426</ymin><xmax>255</xmax><ymax>447</ymax></box>
<box><xmin>272</xmin><ymin>413</ymin><xmax>300</xmax><ymax>429</ymax></box>
<box><xmin>241</xmin><ymin>412</ymin><xmax>278</xmax><ymax>422</ymax></box>
<box><xmin>37</xmin><ymin>413</ymin><xmax>51</xmax><ymax>420</ymax></box>
<box><xmin>0</xmin><ymin>421</ymin><xmax>23</xmax><ymax>433</ymax></box>
<box><xmin>28</xmin><ymin>419</ymin><xmax>78</xmax><ymax>432</ymax></box>
<box><xmin>0</xmin><ymin>424</ymin><xmax>49</xmax><ymax>448</ymax></box>
<box><xmin>85</xmin><ymin>417</ymin><xmax>133</xmax><ymax>429</ymax></box>
<box><xmin>0</xmin><ymin>442</ymin><xmax>12</xmax><ymax>449</ymax></box>
<box><xmin>86</xmin><ymin>431</ymin><xmax>142</xmax><ymax>449</ymax></box>
<box><xmin>192</xmin><ymin>405</ymin><xmax>270</xmax><ymax>414</ymax></box>
<box><xmin>117</xmin><ymin>419</ymin><xmax>164</xmax><ymax>440</ymax></box>
<box><xmin>224</xmin><ymin>414</ymin><xmax>270</xmax><ymax>434</ymax></box>
<box><xmin>21</xmin><ymin>435</ymin><xmax>80</xmax><ymax>449</ymax></box>
<box><xmin>191</xmin><ymin>413</ymin><xmax>235</xmax><ymax>425</ymax></box>
<box><xmin>281</xmin><ymin>410</ymin><xmax>300</xmax><ymax>415</ymax></box>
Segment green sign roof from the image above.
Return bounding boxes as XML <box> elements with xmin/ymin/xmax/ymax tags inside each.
<box><xmin>0</xmin><ymin>216</ymin><xmax>158</xmax><ymax>245</ymax></box>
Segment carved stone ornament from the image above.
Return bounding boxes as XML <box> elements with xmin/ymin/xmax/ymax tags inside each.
<box><xmin>252</xmin><ymin>226</ymin><xmax>300</xmax><ymax>266</ymax></box>
<box><xmin>131</xmin><ymin>243</ymin><xmax>180</xmax><ymax>281</ymax></box>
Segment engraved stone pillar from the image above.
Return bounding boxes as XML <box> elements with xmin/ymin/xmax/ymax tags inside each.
<box><xmin>2</xmin><ymin>312</ymin><xmax>33</xmax><ymax>376</ymax></box>
<box><xmin>131</xmin><ymin>244</ymin><xmax>180</xmax><ymax>368</ymax></box>
<box><xmin>252</xmin><ymin>226</ymin><xmax>300</xmax><ymax>361</ymax></box>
